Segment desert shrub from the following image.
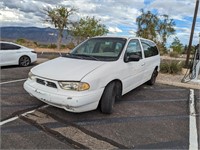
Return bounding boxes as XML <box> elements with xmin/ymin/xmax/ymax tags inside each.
<box><xmin>16</xmin><ymin>38</ymin><xmax>26</xmax><ymax>44</ymax></box>
<box><xmin>169</xmin><ymin>51</ymin><xmax>179</xmax><ymax>58</ymax></box>
<box><xmin>38</xmin><ymin>44</ymin><xmax>48</xmax><ymax>48</ymax></box>
<box><xmin>66</xmin><ymin>42</ymin><xmax>75</xmax><ymax>49</ymax></box>
<box><xmin>61</xmin><ymin>45</ymin><xmax>66</xmax><ymax>49</ymax></box>
<box><xmin>33</xmin><ymin>41</ymin><xmax>38</xmax><ymax>46</ymax></box>
<box><xmin>160</xmin><ymin>62</ymin><xmax>170</xmax><ymax>73</ymax></box>
<box><xmin>16</xmin><ymin>38</ymin><xmax>37</xmax><ymax>48</ymax></box>
<box><xmin>160</xmin><ymin>60</ymin><xmax>183</xmax><ymax>74</ymax></box>
<box><xmin>48</xmin><ymin>44</ymin><xmax>57</xmax><ymax>49</ymax></box>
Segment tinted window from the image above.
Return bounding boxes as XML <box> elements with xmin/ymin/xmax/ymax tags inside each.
<box><xmin>141</xmin><ymin>40</ymin><xmax>159</xmax><ymax>58</ymax></box>
<box><xmin>125</xmin><ymin>39</ymin><xmax>142</xmax><ymax>58</ymax></box>
<box><xmin>0</xmin><ymin>43</ymin><xmax>21</xmax><ymax>50</ymax></box>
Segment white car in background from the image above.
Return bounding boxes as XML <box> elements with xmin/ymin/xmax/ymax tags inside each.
<box><xmin>24</xmin><ymin>36</ymin><xmax>160</xmax><ymax>114</ymax></box>
<box><xmin>0</xmin><ymin>41</ymin><xmax>37</xmax><ymax>67</ymax></box>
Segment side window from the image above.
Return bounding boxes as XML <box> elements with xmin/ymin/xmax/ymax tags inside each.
<box><xmin>141</xmin><ymin>40</ymin><xmax>159</xmax><ymax>58</ymax></box>
<box><xmin>149</xmin><ymin>41</ymin><xmax>159</xmax><ymax>56</ymax></box>
<box><xmin>126</xmin><ymin>39</ymin><xmax>142</xmax><ymax>58</ymax></box>
<box><xmin>0</xmin><ymin>43</ymin><xmax>21</xmax><ymax>50</ymax></box>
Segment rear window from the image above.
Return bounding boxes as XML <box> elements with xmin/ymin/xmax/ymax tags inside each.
<box><xmin>0</xmin><ymin>43</ymin><xmax>21</xmax><ymax>50</ymax></box>
<box><xmin>141</xmin><ymin>40</ymin><xmax>159</xmax><ymax>58</ymax></box>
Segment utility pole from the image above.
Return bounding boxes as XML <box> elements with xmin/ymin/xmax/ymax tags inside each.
<box><xmin>185</xmin><ymin>0</ymin><xmax>199</xmax><ymax>67</ymax></box>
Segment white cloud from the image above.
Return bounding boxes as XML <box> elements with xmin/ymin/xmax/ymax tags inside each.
<box><xmin>148</xmin><ymin>0</ymin><xmax>198</xmax><ymax>20</ymax></box>
<box><xmin>108</xmin><ymin>27</ymin><xmax>123</xmax><ymax>33</ymax></box>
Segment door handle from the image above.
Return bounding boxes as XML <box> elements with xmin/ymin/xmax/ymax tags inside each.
<box><xmin>141</xmin><ymin>63</ymin><xmax>145</xmax><ymax>66</ymax></box>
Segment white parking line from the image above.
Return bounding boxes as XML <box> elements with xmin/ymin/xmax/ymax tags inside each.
<box><xmin>189</xmin><ymin>89</ymin><xmax>198</xmax><ymax>150</ymax></box>
<box><xmin>0</xmin><ymin>105</ymin><xmax>49</xmax><ymax>126</ymax></box>
<box><xmin>0</xmin><ymin>78</ymin><xmax>27</xmax><ymax>85</ymax></box>
<box><xmin>0</xmin><ymin>116</ymin><xmax>19</xmax><ymax>126</ymax></box>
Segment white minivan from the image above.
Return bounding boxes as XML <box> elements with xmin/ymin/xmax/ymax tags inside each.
<box><xmin>24</xmin><ymin>36</ymin><xmax>160</xmax><ymax>114</ymax></box>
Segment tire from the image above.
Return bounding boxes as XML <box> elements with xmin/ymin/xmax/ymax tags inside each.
<box><xmin>115</xmin><ymin>82</ymin><xmax>122</xmax><ymax>101</ymax></box>
<box><xmin>100</xmin><ymin>82</ymin><xmax>121</xmax><ymax>114</ymax></box>
<box><xmin>19</xmin><ymin>56</ymin><xmax>31</xmax><ymax>67</ymax></box>
<box><xmin>147</xmin><ymin>69</ymin><xmax>158</xmax><ymax>85</ymax></box>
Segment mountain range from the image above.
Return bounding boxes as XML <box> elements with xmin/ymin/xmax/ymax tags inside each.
<box><xmin>0</xmin><ymin>26</ymin><xmax>71</xmax><ymax>44</ymax></box>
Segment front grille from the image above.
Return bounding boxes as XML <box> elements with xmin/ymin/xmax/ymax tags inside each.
<box><xmin>36</xmin><ymin>78</ymin><xmax>57</xmax><ymax>89</ymax></box>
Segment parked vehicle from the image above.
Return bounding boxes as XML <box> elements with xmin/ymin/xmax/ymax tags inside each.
<box><xmin>0</xmin><ymin>41</ymin><xmax>37</xmax><ymax>67</ymax></box>
<box><xmin>24</xmin><ymin>36</ymin><xmax>160</xmax><ymax>114</ymax></box>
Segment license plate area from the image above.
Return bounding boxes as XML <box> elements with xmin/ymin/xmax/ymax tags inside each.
<box><xmin>35</xmin><ymin>89</ymin><xmax>51</xmax><ymax>103</ymax></box>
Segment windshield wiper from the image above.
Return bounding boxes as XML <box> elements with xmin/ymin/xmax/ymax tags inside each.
<box><xmin>66</xmin><ymin>53</ymin><xmax>83</xmax><ymax>59</ymax></box>
<box><xmin>76</xmin><ymin>54</ymin><xmax>100</xmax><ymax>61</ymax></box>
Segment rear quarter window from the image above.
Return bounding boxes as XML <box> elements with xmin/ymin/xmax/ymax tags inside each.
<box><xmin>0</xmin><ymin>43</ymin><xmax>21</xmax><ymax>50</ymax></box>
<box><xmin>141</xmin><ymin>40</ymin><xmax>159</xmax><ymax>58</ymax></box>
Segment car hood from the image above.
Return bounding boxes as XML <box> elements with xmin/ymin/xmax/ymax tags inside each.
<box><xmin>31</xmin><ymin>57</ymin><xmax>106</xmax><ymax>81</ymax></box>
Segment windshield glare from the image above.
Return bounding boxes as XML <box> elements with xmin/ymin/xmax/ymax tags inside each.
<box><xmin>70</xmin><ymin>38</ymin><xmax>127</xmax><ymax>61</ymax></box>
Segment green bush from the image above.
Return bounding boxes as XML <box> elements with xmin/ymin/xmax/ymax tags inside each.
<box><xmin>160</xmin><ymin>60</ymin><xmax>183</xmax><ymax>74</ymax></box>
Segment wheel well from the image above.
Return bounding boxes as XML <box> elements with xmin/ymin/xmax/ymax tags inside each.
<box><xmin>19</xmin><ymin>55</ymin><xmax>30</xmax><ymax>62</ymax></box>
<box><xmin>107</xmin><ymin>79</ymin><xmax>123</xmax><ymax>92</ymax></box>
<box><xmin>98</xmin><ymin>79</ymin><xmax>123</xmax><ymax>109</ymax></box>
<box><xmin>155</xmin><ymin>66</ymin><xmax>158</xmax><ymax>71</ymax></box>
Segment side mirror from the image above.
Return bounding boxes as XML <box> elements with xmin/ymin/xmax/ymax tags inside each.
<box><xmin>124</xmin><ymin>54</ymin><xmax>141</xmax><ymax>62</ymax></box>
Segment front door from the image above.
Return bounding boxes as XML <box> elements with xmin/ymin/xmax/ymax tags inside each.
<box><xmin>122</xmin><ymin>39</ymin><xmax>145</xmax><ymax>94</ymax></box>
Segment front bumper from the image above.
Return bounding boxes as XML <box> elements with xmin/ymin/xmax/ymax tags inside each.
<box><xmin>24</xmin><ymin>79</ymin><xmax>104</xmax><ymax>113</ymax></box>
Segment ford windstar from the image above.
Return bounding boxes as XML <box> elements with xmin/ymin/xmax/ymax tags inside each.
<box><xmin>24</xmin><ymin>36</ymin><xmax>160</xmax><ymax>114</ymax></box>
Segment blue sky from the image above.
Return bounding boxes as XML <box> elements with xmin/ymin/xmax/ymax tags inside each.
<box><xmin>0</xmin><ymin>0</ymin><xmax>199</xmax><ymax>46</ymax></box>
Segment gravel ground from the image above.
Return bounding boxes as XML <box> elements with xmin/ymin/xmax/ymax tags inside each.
<box><xmin>157</xmin><ymin>73</ymin><xmax>200</xmax><ymax>90</ymax></box>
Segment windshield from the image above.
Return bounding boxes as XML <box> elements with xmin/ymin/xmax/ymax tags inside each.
<box><xmin>67</xmin><ymin>37</ymin><xmax>127</xmax><ymax>61</ymax></box>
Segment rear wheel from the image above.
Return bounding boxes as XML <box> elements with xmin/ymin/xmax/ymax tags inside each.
<box><xmin>19</xmin><ymin>56</ymin><xmax>31</xmax><ymax>67</ymax></box>
<box><xmin>100</xmin><ymin>82</ymin><xmax>122</xmax><ymax>114</ymax></box>
<box><xmin>147</xmin><ymin>69</ymin><xmax>158</xmax><ymax>85</ymax></box>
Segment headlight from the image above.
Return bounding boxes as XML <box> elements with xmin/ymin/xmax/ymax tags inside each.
<box><xmin>58</xmin><ymin>82</ymin><xmax>90</xmax><ymax>91</ymax></box>
<box><xmin>28</xmin><ymin>72</ymin><xmax>35</xmax><ymax>80</ymax></box>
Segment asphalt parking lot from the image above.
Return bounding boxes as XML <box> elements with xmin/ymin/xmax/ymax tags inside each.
<box><xmin>1</xmin><ymin>58</ymin><xmax>199</xmax><ymax>149</ymax></box>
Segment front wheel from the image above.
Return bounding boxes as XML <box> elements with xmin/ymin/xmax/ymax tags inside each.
<box><xmin>100</xmin><ymin>82</ymin><xmax>121</xmax><ymax>114</ymax></box>
<box><xmin>19</xmin><ymin>56</ymin><xmax>31</xmax><ymax>67</ymax></box>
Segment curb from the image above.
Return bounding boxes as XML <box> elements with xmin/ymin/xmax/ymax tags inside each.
<box><xmin>36</xmin><ymin>58</ymin><xmax>49</xmax><ymax>64</ymax></box>
<box><xmin>157</xmin><ymin>80</ymin><xmax>200</xmax><ymax>90</ymax></box>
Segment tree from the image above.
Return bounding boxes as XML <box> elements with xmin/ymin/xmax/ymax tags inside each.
<box><xmin>136</xmin><ymin>9</ymin><xmax>175</xmax><ymax>52</ymax></box>
<box><xmin>70</xmin><ymin>16</ymin><xmax>109</xmax><ymax>43</ymax></box>
<box><xmin>157</xmin><ymin>14</ymin><xmax>176</xmax><ymax>45</ymax></box>
<box><xmin>44</xmin><ymin>6</ymin><xmax>76</xmax><ymax>50</ymax></box>
<box><xmin>136</xmin><ymin>10</ymin><xmax>158</xmax><ymax>41</ymax></box>
<box><xmin>170</xmin><ymin>37</ymin><xmax>183</xmax><ymax>54</ymax></box>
